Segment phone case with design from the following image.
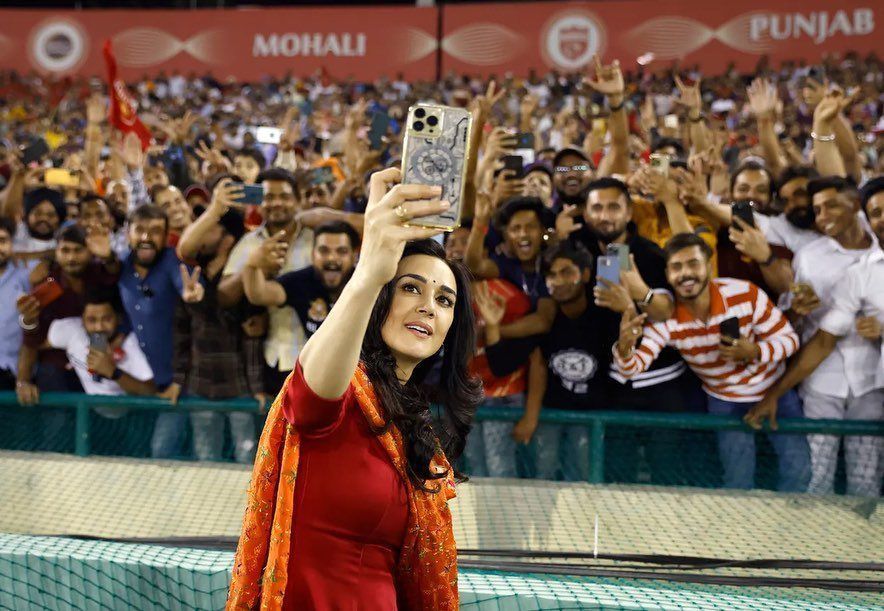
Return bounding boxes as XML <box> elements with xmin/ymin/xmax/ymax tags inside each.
<box><xmin>400</xmin><ymin>103</ymin><xmax>473</xmax><ymax>230</ymax></box>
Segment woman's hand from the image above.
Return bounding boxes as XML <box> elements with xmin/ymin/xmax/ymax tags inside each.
<box><xmin>356</xmin><ymin>168</ymin><xmax>449</xmax><ymax>287</ymax></box>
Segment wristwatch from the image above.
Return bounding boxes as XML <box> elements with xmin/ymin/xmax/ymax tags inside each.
<box><xmin>111</xmin><ymin>368</ymin><xmax>124</xmax><ymax>381</ymax></box>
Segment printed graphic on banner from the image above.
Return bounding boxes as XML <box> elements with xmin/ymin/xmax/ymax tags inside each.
<box><xmin>28</xmin><ymin>18</ymin><xmax>88</xmax><ymax>73</ymax></box>
<box><xmin>0</xmin><ymin>7</ymin><xmax>438</xmax><ymax>80</ymax></box>
<box><xmin>541</xmin><ymin>10</ymin><xmax>605</xmax><ymax>71</ymax></box>
<box><xmin>442</xmin><ymin>1</ymin><xmax>880</xmax><ymax>75</ymax></box>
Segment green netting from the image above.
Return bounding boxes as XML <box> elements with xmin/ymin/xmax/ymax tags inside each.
<box><xmin>1</xmin><ymin>394</ymin><xmax>882</xmax><ymax>610</ymax></box>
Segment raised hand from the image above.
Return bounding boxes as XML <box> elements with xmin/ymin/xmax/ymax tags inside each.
<box><xmin>473</xmin><ymin>282</ymin><xmax>507</xmax><ymax>327</ymax></box>
<box><xmin>196</xmin><ymin>140</ymin><xmax>231</xmax><ymax>173</ymax></box>
<box><xmin>616</xmin><ymin>307</ymin><xmax>647</xmax><ymax>358</ymax></box>
<box><xmin>555</xmin><ymin>204</ymin><xmax>583</xmax><ymax>240</ymax></box>
<box><xmin>473</xmin><ymin>190</ymin><xmax>496</xmax><ymax>226</ymax></box>
<box><xmin>180</xmin><ymin>264</ymin><xmax>205</xmax><ymax>304</ymax></box>
<box><xmin>813</xmin><ymin>87</ymin><xmax>844</xmax><ymax>129</ymax></box>
<box><xmin>86</xmin><ymin>94</ymin><xmax>106</xmax><ymax>124</ymax></box>
<box><xmin>594</xmin><ymin>278</ymin><xmax>633</xmax><ymax>313</ymax></box>
<box><xmin>116</xmin><ymin>131</ymin><xmax>144</xmax><ymax>170</ymax></box>
<box><xmin>746</xmin><ymin>78</ymin><xmax>779</xmax><ymax>120</ymax></box>
<box><xmin>674</xmin><ymin>74</ymin><xmax>702</xmax><ymax>116</ymax></box>
<box><xmin>585</xmin><ymin>55</ymin><xmax>624</xmax><ymax>102</ymax></box>
<box><xmin>209</xmin><ymin>178</ymin><xmax>245</xmax><ymax>216</ymax></box>
<box><xmin>471</xmin><ymin>80</ymin><xmax>506</xmax><ymax>120</ymax></box>
<box><xmin>16</xmin><ymin>294</ymin><xmax>42</xmax><ymax>326</ymax></box>
<box><xmin>85</xmin><ymin>226</ymin><xmax>112</xmax><ymax>261</ymax></box>
<box><xmin>358</xmin><ymin>167</ymin><xmax>448</xmax><ymax>287</ymax></box>
<box><xmin>729</xmin><ymin>216</ymin><xmax>772</xmax><ymax>264</ymax></box>
<box><xmin>247</xmin><ymin>231</ymin><xmax>288</xmax><ymax>274</ymax></box>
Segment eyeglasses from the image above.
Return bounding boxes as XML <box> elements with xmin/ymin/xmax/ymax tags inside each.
<box><xmin>555</xmin><ymin>164</ymin><xmax>590</xmax><ymax>173</ymax></box>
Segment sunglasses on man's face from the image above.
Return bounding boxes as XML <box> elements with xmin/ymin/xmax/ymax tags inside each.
<box><xmin>555</xmin><ymin>164</ymin><xmax>590</xmax><ymax>173</ymax></box>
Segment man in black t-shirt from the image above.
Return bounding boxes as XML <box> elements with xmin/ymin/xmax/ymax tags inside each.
<box><xmin>242</xmin><ymin>221</ymin><xmax>359</xmax><ymax>339</ymax></box>
<box><xmin>479</xmin><ymin>242</ymin><xmax>619</xmax><ymax>481</ymax></box>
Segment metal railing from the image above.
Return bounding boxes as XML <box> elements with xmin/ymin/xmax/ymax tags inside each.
<box><xmin>2</xmin><ymin>392</ymin><xmax>882</xmax><ymax>484</ymax></box>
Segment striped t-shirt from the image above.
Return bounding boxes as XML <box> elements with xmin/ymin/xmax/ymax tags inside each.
<box><xmin>614</xmin><ymin>278</ymin><xmax>799</xmax><ymax>403</ymax></box>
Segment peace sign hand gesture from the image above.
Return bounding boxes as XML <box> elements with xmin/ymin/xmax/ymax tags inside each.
<box><xmin>616</xmin><ymin>307</ymin><xmax>647</xmax><ymax>359</ymax></box>
<box><xmin>180</xmin><ymin>264</ymin><xmax>205</xmax><ymax>304</ymax></box>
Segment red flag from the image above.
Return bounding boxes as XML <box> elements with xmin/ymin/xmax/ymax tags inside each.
<box><xmin>103</xmin><ymin>40</ymin><xmax>152</xmax><ymax>151</ymax></box>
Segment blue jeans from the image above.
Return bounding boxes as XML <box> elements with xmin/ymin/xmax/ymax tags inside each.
<box><xmin>532</xmin><ymin>420</ymin><xmax>591</xmax><ymax>482</ymax></box>
<box><xmin>190</xmin><ymin>410</ymin><xmax>257</xmax><ymax>464</ymax></box>
<box><xmin>151</xmin><ymin>411</ymin><xmax>189</xmax><ymax>459</ymax></box>
<box><xmin>463</xmin><ymin>395</ymin><xmax>521</xmax><ymax>478</ymax></box>
<box><xmin>706</xmin><ymin>391</ymin><xmax>811</xmax><ymax>492</ymax></box>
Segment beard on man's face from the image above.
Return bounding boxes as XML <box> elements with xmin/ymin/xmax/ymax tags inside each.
<box><xmin>28</xmin><ymin>221</ymin><xmax>56</xmax><ymax>241</ymax></box>
<box><xmin>785</xmin><ymin>205</ymin><xmax>815</xmax><ymax>230</ymax></box>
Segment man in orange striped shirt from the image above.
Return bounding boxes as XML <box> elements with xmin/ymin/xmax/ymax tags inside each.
<box><xmin>613</xmin><ymin>233</ymin><xmax>811</xmax><ymax>491</ymax></box>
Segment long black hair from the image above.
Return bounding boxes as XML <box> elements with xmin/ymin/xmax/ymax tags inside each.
<box><xmin>360</xmin><ymin>239</ymin><xmax>482</xmax><ymax>490</ymax></box>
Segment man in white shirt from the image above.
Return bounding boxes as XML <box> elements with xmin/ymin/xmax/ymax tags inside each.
<box><xmin>47</xmin><ymin>287</ymin><xmax>155</xmax><ymax>419</ymax></box>
<box><xmin>753</xmin><ymin>166</ymin><xmax>820</xmax><ymax>254</ymax></box>
<box><xmin>750</xmin><ymin>176</ymin><xmax>883</xmax><ymax>496</ymax></box>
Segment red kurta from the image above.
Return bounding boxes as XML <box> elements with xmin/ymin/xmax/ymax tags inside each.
<box><xmin>281</xmin><ymin>362</ymin><xmax>409</xmax><ymax>610</ymax></box>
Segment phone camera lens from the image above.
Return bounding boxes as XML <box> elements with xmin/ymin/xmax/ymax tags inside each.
<box><xmin>413</xmin><ymin>121</ymin><xmax>425</xmax><ymax>131</ymax></box>
<box><xmin>414</xmin><ymin>108</ymin><xmax>426</xmax><ymax>119</ymax></box>
<box><xmin>427</xmin><ymin>116</ymin><xmax>438</xmax><ymax>127</ymax></box>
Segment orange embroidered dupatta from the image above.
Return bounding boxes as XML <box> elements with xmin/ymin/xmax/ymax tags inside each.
<box><xmin>226</xmin><ymin>366</ymin><xmax>459</xmax><ymax>610</ymax></box>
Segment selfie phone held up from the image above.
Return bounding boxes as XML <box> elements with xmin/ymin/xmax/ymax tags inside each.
<box><xmin>22</xmin><ymin>139</ymin><xmax>50</xmax><ymax>165</ymax></box>
<box><xmin>254</xmin><ymin>126</ymin><xmax>283</xmax><ymax>145</ymax></box>
<box><xmin>31</xmin><ymin>277</ymin><xmax>64</xmax><ymax>308</ymax></box>
<box><xmin>719</xmin><ymin>317</ymin><xmax>741</xmax><ymax>344</ymax></box>
<box><xmin>88</xmin><ymin>331</ymin><xmax>109</xmax><ymax>382</ymax></box>
<box><xmin>44</xmin><ymin>168</ymin><xmax>80</xmax><ymax>188</ymax></box>
<box><xmin>368</xmin><ymin>112</ymin><xmax>391</xmax><ymax>151</ymax></box>
<box><xmin>501</xmin><ymin>155</ymin><xmax>524</xmax><ymax>179</ymax></box>
<box><xmin>731</xmin><ymin>200</ymin><xmax>756</xmax><ymax>229</ymax></box>
<box><xmin>309</xmin><ymin>166</ymin><xmax>335</xmax><ymax>186</ymax></box>
<box><xmin>649</xmin><ymin>153</ymin><xmax>670</xmax><ymax>177</ymax></box>
<box><xmin>401</xmin><ymin>103</ymin><xmax>473</xmax><ymax>231</ymax></box>
<box><xmin>233</xmin><ymin>184</ymin><xmax>265</xmax><ymax>206</ymax></box>
<box><xmin>607</xmin><ymin>243</ymin><xmax>630</xmax><ymax>270</ymax></box>
<box><xmin>596</xmin><ymin>255</ymin><xmax>621</xmax><ymax>287</ymax></box>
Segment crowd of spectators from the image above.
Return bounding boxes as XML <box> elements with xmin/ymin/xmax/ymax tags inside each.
<box><xmin>0</xmin><ymin>50</ymin><xmax>882</xmax><ymax>495</ymax></box>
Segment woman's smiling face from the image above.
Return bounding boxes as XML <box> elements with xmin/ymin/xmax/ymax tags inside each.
<box><xmin>381</xmin><ymin>254</ymin><xmax>457</xmax><ymax>372</ymax></box>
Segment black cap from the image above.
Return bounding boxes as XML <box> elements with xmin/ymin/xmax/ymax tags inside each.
<box><xmin>552</xmin><ymin>147</ymin><xmax>593</xmax><ymax>169</ymax></box>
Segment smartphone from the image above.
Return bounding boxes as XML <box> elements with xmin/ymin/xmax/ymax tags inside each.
<box><xmin>515</xmin><ymin>132</ymin><xmax>535</xmax><ymax>150</ymax></box>
<box><xmin>719</xmin><ymin>317</ymin><xmax>741</xmax><ymax>342</ymax></box>
<box><xmin>44</xmin><ymin>168</ymin><xmax>79</xmax><ymax>188</ymax></box>
<box><xmin>31</xmin><ymin>277</ymin><xmax>64</xmax><ymax>308</ymax></box>
<box><xmin>234</xmin><ymin>183</ymin><xmax>265</xmax><ymax>206</ymax></box>
<box><xmin>22</xmin><ymin>139</ymin><xmax>49</xmax><ymax>165</ymax></box>
<box><xmin>88</xmin><ymin>332</ymin><xmax>109</xmax><ymax>382</ymax></box>
<box><xmin>368</xmin><ymin>112</ymin><xmax>391</xmax><ymax>151</ymax></box>
<box><xmin>663</xmin><ymin>114</ymin><xmax>679</xmax><ymax>130</ymax></box>
<box><xmin>401</xmin><ymin>103</ymin><xmax>473</xmax><ymax>231</ymax></box>
<box><xmin>309</xmin><ymin>166</ymin><xmax>335</xmax><ymax>186</ymax></box>
<box><xmin>607</xmin><ymin>243</ymin><xmax>630</xmax><ymax>271</ymax></box>
<box><xmin>596</xmin><ymin>255</ymin><xmax>621</xmax><ymax>287</ymax></box>
<box><xmin>591</xmin><ymin>118</ymin><xmax>607</xmax><ymax>137</ymax></box>
<box><xmin>649</xmin><ymin>153</ymin><xmax>670</xmax><ymax>177</ymax></box>
<box><xmin>731</xmin><ymin>200</ymin><xmax>756</xmax><ymax>229</ymax></box>
<box><xmin>501</xmin><ymin>155</ymin><xmax>524</xmax><ymax>179</ymax></box>
<box><xmin>254</xmin><ymin>126</ymin><xmax>282</xmax><ymax>145</ymax></box>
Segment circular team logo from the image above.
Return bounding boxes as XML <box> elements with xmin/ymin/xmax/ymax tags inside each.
<box><xmin>541</xmin><ymin>10</ymin><xmax>605</xmax><ymax>71</ymax></box>
<box><xmin>28</xmin><ymin>19</ymin><xmax>88</xmax><ymax>73</ymax></box>
<box><xmin>550</xmin><ymin>349</ymin><xmax>597</xmax><ymax>384</ymax></box>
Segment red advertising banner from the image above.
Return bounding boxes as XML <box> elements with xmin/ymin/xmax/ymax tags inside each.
<box><xmin>0</xmin><ymin>7</ymin><xmax>438</xmax><ymax>81</ymax></box>
<box><xmin>441</xmin><ymin>1</ymin><xmax>880</xmax><ymax>75</ymax></box>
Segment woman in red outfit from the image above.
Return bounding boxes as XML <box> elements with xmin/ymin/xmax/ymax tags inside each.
<box><xmin>228</xmin><ymin>167</ymin><xmax>482</xmax><ymax>611</ymax></box>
